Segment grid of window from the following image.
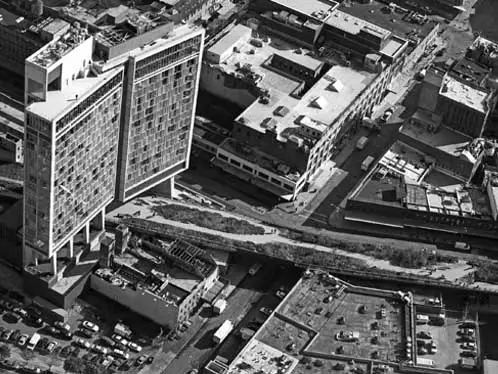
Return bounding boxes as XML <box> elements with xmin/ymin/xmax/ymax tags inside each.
<box><xmin>125</xmin><ymin>49</ymin><xmax>200</xmax><ymax>191</ymax></box>
<box><xmin>135</xmin><ymin>36</ymin><xmax>201</xmax><ymax>79</ymax></box>
<box><xmin>24</xmin><ymin>115</ymin><xmax>54</xmax><ymax>254</ymax></box>
<box><xmin>55</xmin><ymin>73</ymin><xmax>123</xmax><ymax>133</ymax></box>
<box><xmin>51</xmin><ymin>86</ymin><xmax>123</xmax><ymax>247</ymax></box>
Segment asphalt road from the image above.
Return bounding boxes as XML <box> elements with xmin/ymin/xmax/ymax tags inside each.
<box><xmin>161</xmin><ymin>264</ymin><xmax>279</xmax><ymax>374</ymax></box>
<box><xmin>303</xmin><ymin>119</ymin><xmax>403</xmax><ymax>229</ymax></box>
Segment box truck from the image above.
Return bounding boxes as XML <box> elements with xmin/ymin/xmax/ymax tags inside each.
<box><xmin>213</xmin><ymin>320</ymin><xmax>233</xmax><ymax>344</ymax></box>
<box><xmin>213</xmin><ymin>299</ymin><xmax>227</xmax><ymax>315</ymax></box>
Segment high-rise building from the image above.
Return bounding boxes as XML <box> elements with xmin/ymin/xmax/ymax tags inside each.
<box><xmin>22</xmin><ymin>23</ymin><xmax>204</xmax><ymax>307</ymax></box>
<box><xmin>23</xmin><ymin>29</ymin><xmax>124</xmax><ymax>291</ymax></box>
<box><xmin>115</xmin><ymin>28</ymin><xmax>204</xmax><ymax>201</ymax></box>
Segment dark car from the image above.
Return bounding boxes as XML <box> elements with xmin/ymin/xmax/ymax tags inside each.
<box><xmin>59</xmin><ymin>330</ymin><xmax>73</xmax><ymax>341</ymax></box>
<box><xmin>120</xmin><ymin>360</ymin><xmax>132</xmax><ymax>371</ymax></box>
<box><xmin>135</xmin><ymin>355</ymin><xmax>147</xmax><ymax>366</ymax></box>
<box><xmin>8</xmin><ymin>291</ymin><xmax>24</xmax><ymax>303</ymax></box>
<box><xmin>9</xmin><ymin>329</ymin><xmax>21</xmax><ymax>342</ymax></box>
<box><xmin>71</xmin><ymin>347</ymin><xmax>81</xmax><ymax>357</ymax></box>
<box><xmin>1</xmin><ymin>330</ymin><xmax>12</xmax><ymax>341</ymax></box>
<box><xmin>77</xmin><ymin>328</ymin><xmax>93</xmax><ymax>338</ymax></box>
<box><xmin>461</xmin><ymin>350</ymin><xmax>477</xmax><ymax>358</ymax></box>
<box><xmin>60</xmin><ymin>345</ymin><xmax>74</xmax><ymax>358</ymax></box>
<box><xmin>100</xmin><ymin>336</ymin><xmax>116</xmax><ymax>348</ymax></box>
<box><xmin>26</xmin><ymin>314</ymin><xmax>44</xmax><ymax>328</ymax></box>
<box><xmin>44</xmin><ymin>326</ymin><xmax>60</xmax><ymax>337</ymax></box>
<box><xmin>38</xmin><ymin>337</ymin><xmax>50</xmax><ymax>350</ymax></box>
<box><xmin>4</xmin><ymin>312</ymin><xmax>21</xmax><ymax>323</ymax></box>
<box><xmin>146</xmin><ymin>356</ymin><xmax>154</xmax><ymax>365</ymax></box>
<box><xmin>1</xmin><ymin>360</ymin><xmax>20</xmax><ymax>370</ymax></box>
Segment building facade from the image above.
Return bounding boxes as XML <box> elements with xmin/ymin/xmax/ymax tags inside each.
<box><xmin>115</xmin><ymin>28</ymin><xmax>204</xmax><ymax>201</ymax></box>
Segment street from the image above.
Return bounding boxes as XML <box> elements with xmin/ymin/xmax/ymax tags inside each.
<box><xmin>161</xmin><ymin>263</ymin><xmax>282</xmax><ymax>373</ymax></box>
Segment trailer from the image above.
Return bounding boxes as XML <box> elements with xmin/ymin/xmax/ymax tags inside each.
<box><xmin>416</xmin><ymin>357</ymin><xmax>435</xmax><ymax>367</ymax></box>
<box><xmin>213</xmin><ymin>320</ymin><xmax>233</xmax><ymax>344</ymax></box>
<box><xmin>27</xmin><ymin>332</ymin><xmax>41</xmax><ymax>351</ymax></box>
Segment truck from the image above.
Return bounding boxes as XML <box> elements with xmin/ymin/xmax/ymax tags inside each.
<box><xmin>416</xmin><ymin>357</ymin><xmax>435</xmax><ymax>367</ymax></box>
<box><xmin>27</xmin><ymin>332</ymin><xmax>41</xmax><ymax>351</ymax></box>
<box><xmin>213</xmin><ymin>320</ymin><xmax>233</xmax><ymax>344</ymax></box>
<box><xmin>248</xmin><ymin>263</ymin><xmax>262</xmax><ymax>276</ymax></box>
<box><xmin>213</xmin><ymin>299</ymin><xmax>227</xmax><ymax>315</ymax></box>
<box><xmin>114</xmin><ymin>323</ymin><xmax>133</xmax><ymax>339</ymax></box>
<box><xmin>361</xmin><ymin>156</ymin><xmax>375</xmax><ymax>171</ymax></box>
<box><xmin>356</xmin><ymin>136</ymin><xmax>369</xmax><ymax>150</ymax></box>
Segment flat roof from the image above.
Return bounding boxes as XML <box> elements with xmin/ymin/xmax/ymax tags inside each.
<box><xmin>219</xmin><ymin>138</ymin><xmax>305</xmax><ymax>181</ymax></box>
<box><xmin>237</xmin><ymin>64</ymin><xmax>375</xmax><ymax>141</ymax></box>
<box><xmin>218</xmin><ymin>36</ymin><xmax>304</xmax><ymax>95</ymax></box>
<box><xmin>326</xmin><ymin>10</ymin><xmax>391</xmax><ymax>40</ymax></box>
<box><xmin>353</xmin><ymin>143</ymin><xmax>493</xmax><ymax>219</ymax></box>
<box><xmin>380</xmin><ymin>36</ymin><xmax>407</xmax><ymax>57</ymax></box>
<box><xmin>208</xmin><ymin>23</ymin><xmax>251</xmax><ymax>59</ymax></box>
<box><xmin>26</xmin><ymin>67</ymin><xmax>123</xmax><ymax>122</ymax></box>
<box><xmin>440</xmin><ymin>74</ymin><xmax>489</xmax><ymax>113</ymax></box>
<box><xmin>227</xmin><ymin>339</ymin><xmax>299</xmax><ymax>374</ymax></box>
<box><xmin>339</xmin><ymin>0</ymin><xmax>438</xmax><ymax>41</ymax></box>
<box><xmin>400</xmin><ymin>122</ymin><xmax>475</xmax><ymax>159</ymax></box>
<box><xmin>268</xmin><ymin>0</ymin><xmax>339</xmax><ymax>19</ymax></box>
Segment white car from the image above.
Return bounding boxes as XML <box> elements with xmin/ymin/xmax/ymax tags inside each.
<box><xmin>462</xmin><ymin>342</ymin><xmax>476</xmax><ymax>350</ymax></box>
<box><xmin>112</xmin><ymin>334</ymin><xmax>125</xmax><ymax>343</ymax></box>
<box><xmin>112</xmin><ymin>348</ymin><xmax>130</xmax><ymax>360</ymax></box>
<box><xmin>128</xmin><ymin>341</ymin><xmax>142</xmax><ymax>353</ymax></box>
<box><xmin>92</xmin><ymin>344</ymin><xmax>108</xmax><ymax>355</ymax></box>
<box><xmin>82</xmin><ymin>320</ymin><xmax>99</xmax><ymax>333</ymax></box>
<box><xmin>75</xmin><ymin>338</ymin><xmax>92</xmax><ymax>349</ymax></box>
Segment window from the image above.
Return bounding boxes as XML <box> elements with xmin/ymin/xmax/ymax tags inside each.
<box><xmin>242</xmin><ymin>164</ymin><xmax>253</xmax><ymax>172</ymax></box>
<box><xmin>219</xmin><ymin>154</ymin><xmax>228</xmax><ymax>161</ymax></box>
<box><xmin>259</xmin><ymin>172</ymin><xmax>269</xmax><ymax>180</ymax></box>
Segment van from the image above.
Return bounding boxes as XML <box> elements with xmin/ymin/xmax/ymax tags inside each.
<box><xmin>416</xmin><ymin>314</ymin><xmax>429</xmax><ymax>324</ymax></box>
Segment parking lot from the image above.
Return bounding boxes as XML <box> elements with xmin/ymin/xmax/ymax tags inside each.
<box><xmin>415</xmin><ymin>311</ymin><xmax>479</xmax><ymax>374</ymax></box>
<box><xmin>0</xmin><ymin>281</ymin><xmax>160</xmax><ymax>373</ymax></box>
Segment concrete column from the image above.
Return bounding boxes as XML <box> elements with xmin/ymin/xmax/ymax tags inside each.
<box><xmin>100</xmin><ymin>208</ymin><xmax>106</xmax><ymax>230</ymax></box>
<box><xmin>68</xmin><ymin>237</ymin><xmax>74</xmax><ymax>258</ymax></box>
<box><xmin>84</xmin><ymin>221</ymin><xmax>90</xmax><ymax>243</ymax></box>
<box><xmin>153</xmin><ymin>176</ymin><xmax>175</xmax><ymax>198</ymax></box>
<box><xmin>51</xmin><ymin>252</ymin><xmax>57</xmax><ymax>275</ymax></box>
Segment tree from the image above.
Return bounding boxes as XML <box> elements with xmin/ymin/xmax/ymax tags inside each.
<box><xmin>20</xmin><ymin>349</ymin><xmax>34</xmax><ymax>360</ymax></box>
<box><xmin>64</xmin><ymin>357</ymin><xmax>86</xmax><ymax>374</ymax></box>
<box><xmin>0</xmin><ymin>344</ymin><xmax>10</xmax><ymax>360</ymax></box>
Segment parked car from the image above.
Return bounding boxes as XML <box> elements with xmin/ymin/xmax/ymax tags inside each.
<box><xmin>10</xmin><ymin>329</ymin><xmax>21</xmax><ymax>342</ymax></box>
<box><xmin>75</xmin><ymin>338</ymin><xmax>92</xmax><ymax>349</ymax></box>
<box><xmin>38</xmin><ymin>337</ymin><xmax>50</xmax><ymax>351</ymax></box>
<box><xmin>120</xmin><ymin>360</ymin><xmax>132</xmax><ymax>370</ymax></box>
<box><xmin>44</xmin><ymin>326</ymin><xmax>60</xmax><ymax>337</ymax></box>
<box><xmin>461</xmin><ymin>350</ymin><xmax>477</xmax><ymax>358</ymax></box>
<box><xmin>99</xmin><ymin>336</ymin><xmax>116</xmax><ymax>348</ymax></box>
<box><xmin>128</xmin><ymin>341</ymin><xmax>142</xmax><ymax>353</ymax></box>
<box><xmin>54</xmin><ymin>321</ymin><xmax>71</xmax><ymax>332</ymax></box>
<box><xmin>18</xmin><ymin>334</ymin><xmax>29</xmax><ymax>347</ymax></box>
<box><xmin>417</xmin><ymin>331</ymin><xmax>432</xmax><ymax>339</ymax></box>
<box><xmin>112</xmin><ymin>349</ymin><xmax>129</xmax><ymax>360</ymax></box>
<box><xmin>1</xmin><ymin>330</ymin><xmax>12</xmax><ymax>341</ymax></box>
<box><xmin>46</xmin><ymin>341</ymin><xmax>58</xmax><ymax>353</ymax></box>
<box><xmin>78</xmin><ymin>328</ymin><xmax>93</xmax><ymax>338</ymax></box>
<box><xmin>4</xmin><ymin>312</ymin><xmax>21</xmax><ymax>323</ymax></box>
<box><xmin>381</xmin><ymin>108</ymin><xmax>394</xmax><ymax>123</ymax></box>
<box><xmin>276</xmin><ymin>290</ymin><xmax>286</xmax><ymax>299</ymax></box>
<box><xmin>135</xmin><ymin>355</ymin><xmax>147</xmax><ymax>366</ymax></box>
<box><xmin>60</xmin><ymin>345</ymin><xmax>74</xmax><ymax>358</ymax></box>
<box><xmin>26</xmin><ymin>314</ymin><xmax>44</xmax><ymax>328</ymax></box>
<box><xmin>13</xmin><ymin>308</ymin><xmax>28</xmax><ymax>319</ymax></box>
<box><xmin>59</xmin><ymin>329</ymin><xmax>73</xmax><ymax>340</ymax></box>
<box><xmin>146</xmin><ymin>356</ymin><xmax>154</xmax><ymax>365</ymax></box>
<box><xmin>1</xmin><ymin>360</ymin><xmax>20</xmax><ymax>370</ymax></box>
<box><xmin>82</xmin><ymin>320</ymin><xmax>99</xmax><ymax>333</ymax></box>
<box><xmin>462</xmin><ymin>342</ymin><xmax>476</xmax><ymax>350</ymax></box>
<box><xmin>259</xmin><ymin>307</ymin><xmax>272</xmax><ymax>316</ymax></box>
<box><xmin>92</xmin><ymin>344</ymin><xmax>108</xmax><ymax>355</ymax></box>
